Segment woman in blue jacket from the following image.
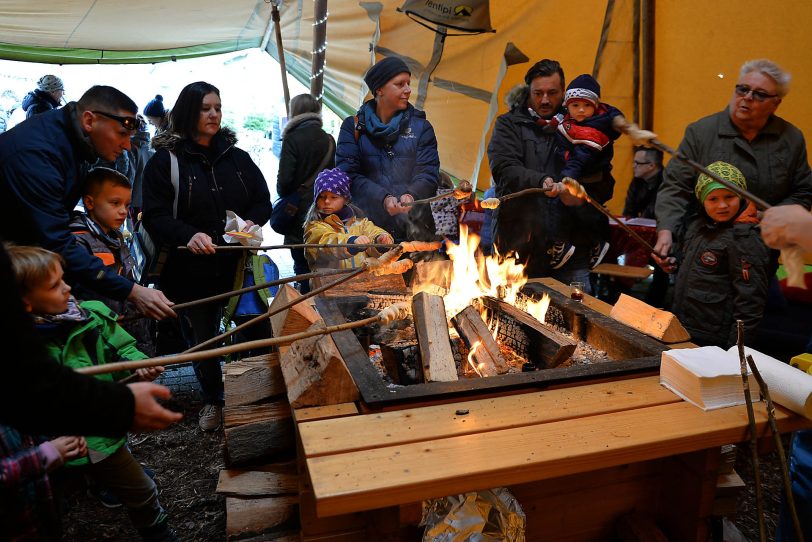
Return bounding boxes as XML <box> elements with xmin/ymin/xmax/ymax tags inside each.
<box><xmin>142</xmin><ymin>81</ymin><xmax>271</xmax><ymax>431</ymax></box>
<box><xmin>336</xmin><ymin>56</ymin><xmax>440</xmax><ymax>241</ymax></box>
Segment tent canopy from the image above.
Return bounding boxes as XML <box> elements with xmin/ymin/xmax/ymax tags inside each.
<box><xmin>2</xmin><ymin>0</ymin><xmax>811</xmax><ymax>211</ymax></box>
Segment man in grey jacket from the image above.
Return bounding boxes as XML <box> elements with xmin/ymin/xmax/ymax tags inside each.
<box><xmin>654</xmin><ymin>58</ymin><xmax>812</xmax><ymax>260</ymax></box>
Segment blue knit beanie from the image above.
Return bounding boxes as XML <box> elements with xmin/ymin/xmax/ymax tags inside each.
<box><xmin>364</xmin><ymin>56</ymin><xmax>411</xmax><ymax>94</ymax></box>
<box><xmin>143</xmin><ymin>95</ymin><xmax>166</xmax><ymax>117</ymax></box>
<box><xmin>314</xmin><ymin>168</ymin><xmax>351</xmax><ymax>200</ymax></box>
<box><xmin>565</xmin><ymin>74</ymin><xmax>601</xmax><ymax>107</ymax></box>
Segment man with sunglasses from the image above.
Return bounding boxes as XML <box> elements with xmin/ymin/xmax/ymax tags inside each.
<box><xmin>0</xmin><ymin>85</ymin><xmax>175</xmax><ymax>320</ymax></box>
<box><xmin>654</xmin><ymin>58</ymin><xmax>812</xmax><ymax>264</ymax></box>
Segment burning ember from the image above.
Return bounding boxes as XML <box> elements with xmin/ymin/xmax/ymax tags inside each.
<box><xmin>415</xmin><ymin>225</ymin><xmax>550</xmax><ymax>326</ymax></box>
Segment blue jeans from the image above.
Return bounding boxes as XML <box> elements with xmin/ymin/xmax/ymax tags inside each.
<box><xmin>179</xmin><ymin>305</ymin><xmax>224</xmax><ymax>405</ymax></box>
<box><xmin>776</xmin><ymin>430</ymin><xmax>812</xmax><ymax>542</ymax></box>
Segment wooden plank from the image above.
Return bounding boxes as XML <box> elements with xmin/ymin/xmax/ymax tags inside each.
<box><xmin>224</xmin><ymin>358</ymin><xmax>285</xmax><ymax>407</ymax></box>
<box><xmin>224</xmin><ymin>401</ymin><xmax>292</xmax><ymax>428</ymax></box>
<box><xmin>411</xmin><ymin>292</ymin><xmax>457</xmax><ymax>382</ymax></box>
<box><xmin>592</xmin><ymin>263</ymin><xmax>653</xmax><ymax>280</ymax></box>
<box><xmin>270</xmin><ymin>284</ymin><xmax>321</xmax><ymax>353</ymax></box>
<box><xmin>225</xmin><ymin>417</ymin><xmax>295</xmax><ymax>466</ymax></box>
<box><xmin>311</xmin><ymin>271</ymin><xmax>408</xmax><ymax>297</ymax></box>
<box><xmin>217</xmin><ymin>468</ymin><xmax>298</xmax><ymax>497</ymax></box>
<box><xmin>610</xmin><ymin>293</ymin><xmax>691</xmax><ymax>343</ymax></box>
<box><xmin>306</xmin><ymin>401</ymin><xmax>811</xmax><ymax>517</ymax></box>
<box><xmin>534</xmin><ymin>277</ymin><xmax>613</xmax><ymax>316</ymax></box>
<box><xmin>294</xmin><ymin>403</ymin><xmax>359</xmax><ymax>423</ymax></box>
<box><xmin>482</xmin><ymin>296</ymin><xmax>576</xmax><ymax>368</ymax></box>
<box><xmin>280</xmin><ymin>322</ymin><xmax>360</xmax><ymax>408</ymax></box>
<box><xmin>226</xmin><ymin>496</ymin><xmax>298</xmax><ymax>540</ymax></box>
<box><xmin>299</xmin><ymin>376</ymin><xmax>679</xmax><ymax>457</ymax></box>
<box><xmin>451</xmin><ymin>305</ymin><xmax>508</xmax><ymax>376</ymax></box>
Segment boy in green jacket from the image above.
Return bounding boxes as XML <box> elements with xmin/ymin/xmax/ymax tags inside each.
<box><xmin>7</xmin><ymin>244</ymin><xmax>177</xmax><ymax>542</ymax></box>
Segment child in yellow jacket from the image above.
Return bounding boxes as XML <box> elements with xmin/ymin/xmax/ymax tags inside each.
<box><xmin>304</xmin><ymin>168</ymin><xmax>393</xmax><ymax>269</ymax></box>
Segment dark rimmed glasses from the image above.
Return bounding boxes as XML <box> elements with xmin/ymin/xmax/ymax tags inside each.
<box><xmin>734</xmin><ymin>84</ymin><xmax>778</xmax><ymax>103</ymax></box>
<box><xmin>633</xmin><ymin>160</ymin><xmax>652</xmax><ymax>167</ymax></box>
<box><xmin>91</xmin><ymin>110</ymin><xmax>139</xmax><ymax>130</ymax></box>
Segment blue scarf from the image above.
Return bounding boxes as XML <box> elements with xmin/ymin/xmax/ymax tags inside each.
<box><xmin>362</xmin><ymin>101</ymin><xmax>404</xmax><ymax>144</ymax></box>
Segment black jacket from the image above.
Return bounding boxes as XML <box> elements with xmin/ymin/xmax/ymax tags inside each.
<box><xmin>22</xmin><ymin>89</ymin><xmax>59</xmax><ymax>119</ymax></box>
<box><xmin>487</xmin><ymin>85</ymin><xmax>558</xmax><ymax>274</ymax></box>
<box><xmin>276</xmin><ymin>113</ymin><xmax>335</xmax><ymax>243</ymax></box>
<box><xmin>142</xmin><ymin>128</ymin><xmax>272</xmax><ymax>302</ymax></box>
<box><xmin>623</xmin><ymin>170</ymin><xmax>663</xmax><ymax>219</ymax></box>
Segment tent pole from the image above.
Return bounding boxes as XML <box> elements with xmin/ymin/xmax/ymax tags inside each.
<box><xmin>632</xmin><ymin>0</ymin><xmax>641</xmax><ymax>124</ymax></box>
<box><xmin>641</xmin><ymin>0</ymin><xmax>655</xmax><ymax>130</ymax></box>
<box><xmin>310</xmin><ymin>0</ymin><xmax>328</xmax><ymax>104</ymax></box>
<box><xmin>592</xmin><ymin>0</ymin><xmax>615</xmax><ymax>79</ymax></box>
<box><xmin>271</xmin><ymin>1</ymin><xmax>291</xmax><ymax>116</ymax></box>
<box><xmin>415</xmin><ymin>26</ymin><xmax>446</xmax><ymax>111</ymax></box>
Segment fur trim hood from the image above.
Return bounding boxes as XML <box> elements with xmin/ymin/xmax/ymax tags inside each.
<box><xmin>282</xmin><ymin>112</ymin><xmax>322</xmax><ymax>140</ymax></box>
<box><xmin>151</xmin><ymin>126</ymin><xmax>238</xmax><ymax>152</ymax></box>
<box><xmin>505</xmin><ymin>84</ymin><xmax>530</xmax><ymax>111</ymax></box>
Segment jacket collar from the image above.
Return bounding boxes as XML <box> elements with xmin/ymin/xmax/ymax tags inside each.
<box><xmin>719</xmin><ymin>106</ymin><xmax>783</xmax><ymax>138</ymax></box>
<box><xmin>282</xmin><ymin>112</ymin><xmax>322</xmax><ymax>139</ymax></box>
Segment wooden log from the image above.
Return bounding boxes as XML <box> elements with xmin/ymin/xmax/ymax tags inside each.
<box><xmin>482</xmin><ymin>296</ymin><xmax>576</xmax><ymax>368</ymax></box>
<box><xmin>609</xmin><ymin>293</ymin><xmax>690</xmax><ymax>343</ymax></box>
<box><xmin>224</xmin><ymin>401</ymin><xmax>292</xmax><ymax>429</ymax></box>
<box><xmin>225</xmin><ymin>495</ymin><xmax>298</xmax><ymax>540</ymax></box>
<box><xmin>615</xmin><ymin>513</ymin><xmax>669</xmax><ymax>542</ymax></box>
<box><xmin>310</xmin><ymin>271</ymin><xmax>408</xmax><ymax>297</ymax></box>
<box><xmin>280</xmin><ymin>322</ymin><xmax>360</xmax><ymax>408</ymax></box>
<box><xmin>451</xmin><ymin>305</ymin><xmax>508</xmax><ymax>376</ymax></box>
<box><xmin>411</xmin><ymin>292</ymin><xmax>457</xmax><ymax>382</ymax></box>
<box><xmin>217</xmin><ymin>467</ymin><xmax>298</xmax><ymax>497</ymax></box>
<box><xmin>224</xmin><ymin>417</ymin><xmax>295</xmax><ymax>466</ymax></box>
<box><xmin>224</xmin><ymin>357</ymin><xmax>285</xmax><ymax>407</ymax></box>
<box><xmin>270</xmin><ymin>284</ymin><xmax>321</xmax><ymax>353</ymax></box>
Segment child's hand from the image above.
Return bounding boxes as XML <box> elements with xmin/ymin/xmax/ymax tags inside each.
<box><xmin>376</xmin><ymin>233</ymin><xmax>394</xmax><ymax>245</ymax></box>
<box><xmin>136</xmin><ymin>366</ymin><xmax>165</xmax><ymax>382</ymax></box>
<box><xmin>354</xmin><ymin>235</ymin><xmax>371</xmax><ymax>245</ymax></box>
<box><xmin>50</xmin><ymin>436</ymin><xmax>87</xmax><ymax>461</ymax></box>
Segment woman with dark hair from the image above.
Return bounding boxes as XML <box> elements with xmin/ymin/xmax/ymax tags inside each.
<box><xmin>336</xmin><ymin>56</ymin><xmax>440</xmax><ymax>241</ymax></box>
<box><xmin>276</xmin><ymin>93</ymin><xmax>335</xmax><ymax>293</ymax></box>
<box><xmin>142</xmin><ymin>81</ymin><xmax>272</xmax><ymax>431</ymax></box>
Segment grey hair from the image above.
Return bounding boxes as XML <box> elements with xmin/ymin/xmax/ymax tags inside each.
<box><xmin>740</xmin><ymin>59</ymin><xmax>791</xmax><ymax>97</ymax></box>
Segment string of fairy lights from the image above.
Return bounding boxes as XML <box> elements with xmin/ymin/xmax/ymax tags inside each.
<box><xmin>310</xmin><ymin>5</ymin><xmax>329</xmax><ymax>101</ymax></box>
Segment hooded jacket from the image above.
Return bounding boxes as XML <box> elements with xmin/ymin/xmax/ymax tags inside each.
<box><xmin>336</xmin><ymin>101</ymin><xmax>440</xmax><ymax>237</ymax></box>
<box><xmin>142</xmin><ymin>128</ymin><xmax>272</xmax><ymax>302</ymax></box>
<box><xmin>672</xmin><ymin>201</ymin><xmax>770</xmax><ymax>348</ymax></box>
<box><xmin>303</xmin><ymin>205</ymin><xmax>389</xmax><ymax>269</ymax></box>
<box><xmin>276</xmin><ymin>112</ymin><xmax>335</xmax><ymax>243</ymax></box>
<box><xmin>22</xmin><ymin>89</ymin><xmax>60</xmax><ymax>119</ymax></box>
<box><xmin>0</xmin><ymin>104</ymin><xmax>134</xmax><ymax>300</ymax></box>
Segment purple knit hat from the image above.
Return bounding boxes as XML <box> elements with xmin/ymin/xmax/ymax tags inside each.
<box><xmin>314</xmin><ymin>168</ymin><xmax>351</xmax><ymax>200</ymax></box>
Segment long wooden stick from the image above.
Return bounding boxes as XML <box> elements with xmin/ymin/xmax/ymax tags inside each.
<box><xmin>401</xmin><ymin>180</ymin><xmax>474</xmax><ymax>207</ymax></box>
<box><xmin>176</xmin><ymin>243</ymin><xmax>399</xmax><ymax>251</ymax></box>
<box><xmin>119</xmin><ymin>268</ymin><xmax>355</xmax><ymax>322</ymax></box>
<box><xmin>746</xmin><ymin>354</ymin><xmax>805</xmax><ymax>542</ymax></box>
<box><xmin>737</xmin><ymin>321</ymin><xmax>767</xmax><ymax>542</ymax></box>
<box><xmin>79</xmin><ymin>315</ymin><xmax>380</xmax><ymax>377</ymax></box>
<box><xmin>183</xmin><ymin>267</ymin><xmax>366</xmax><ymax>354</ymax></box>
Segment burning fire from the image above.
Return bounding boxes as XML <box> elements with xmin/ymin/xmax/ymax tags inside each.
<box><xmin>467</xmin><ymin>340</ymin><xmax>484</xmax><ymax>376</ymax></box>
<box><xmin>415</xmin><ymin>225</ymin><xmax>550</xmax><ymax>325</ymax></box>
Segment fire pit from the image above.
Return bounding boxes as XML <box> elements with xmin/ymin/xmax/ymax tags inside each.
<box><xmin>316</xmin><ymin>282</ymin><xmax>668</xmax><ymax>407</ymax></box>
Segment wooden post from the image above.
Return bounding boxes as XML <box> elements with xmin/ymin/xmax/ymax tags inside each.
<box><xmin>310</xmin><ymin>0</ymin><xmax>328</xmax><ymax>104</ymax></box>
<box><xmin>609</xmin><ymin>294</ymin><xmax>690</xmax><ymax>343</ymax></box>
<box><xmin>412</xmin><ymin>292</ymin><xmax>457</xmax><ymax>382</ymax></box>
<box><xmin>451</xmin><ymin>305</ymin><xmax>508</xmax><ymax>376</ymax></box>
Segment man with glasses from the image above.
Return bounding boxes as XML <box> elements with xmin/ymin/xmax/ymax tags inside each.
<box><xmin>654</xmin><ymin>58</ymin><xmax>812</xmax><ymax>262</ymax></box>
<box><xmin>0</xmin><ymin>85</ymin><xmax>175</xmax><ymax>320</ymax></box>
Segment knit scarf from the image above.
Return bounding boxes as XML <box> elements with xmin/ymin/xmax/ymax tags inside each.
<box><xmin>362</xmin><ymin>101</ymin><xmax>404</xmax><ymax>144</ymax></box>
<box><xmin>31</xmin><ymin>296</ymin><xmax>88</xmax><ymax>326</ymax></box>
<box><xmin>318</xmin><ymin>205</ymin><xmax>354</xmax><ymax>223</ymax></box>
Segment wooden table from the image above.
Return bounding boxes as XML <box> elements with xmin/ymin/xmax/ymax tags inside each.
<box><xmin>295</xmin><ymin>279</ymin><xmax>812</xmax><ymax>541</ymax></box>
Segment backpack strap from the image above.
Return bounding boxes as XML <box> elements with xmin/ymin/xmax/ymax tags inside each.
<box><xmin>169</xmin><ymin>150</ymin><xmax>179</xmax><ymax>218</ymax></box>
<box><xmin>353</xmin><ymin>115</ymin><xmax>361</xmax><ymax>142</ymax></box>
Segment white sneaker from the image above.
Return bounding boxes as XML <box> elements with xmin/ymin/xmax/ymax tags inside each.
<box><xmin>198</xmin><ymin>404</ymin><xmax>222</xmax><ymax>431</ymax></box>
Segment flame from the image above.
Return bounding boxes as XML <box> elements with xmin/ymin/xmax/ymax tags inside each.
<box><xmin>413</xmin><ymin>224</ymin><xmax>550</xmax><ymax>328</ymax></box>
<box><xmin>467</xmin><ymin>340</ymin><xmax>483</xmax><ymax>377</ymax></box>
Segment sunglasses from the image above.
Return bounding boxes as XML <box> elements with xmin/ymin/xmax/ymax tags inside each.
<box><xmin>734</xmin><ymin>84</ymin><xmax>778</xmax><ymax>103</ymax></box>
<box><xmin>633</xmin><ymin>160</ymin><xmax>652</xmax><ymax>167</ymax></box>
<box><xmin>92</xmin><ymin>110</ymin><xmax>139</xmax><ymax>130</ymax></box>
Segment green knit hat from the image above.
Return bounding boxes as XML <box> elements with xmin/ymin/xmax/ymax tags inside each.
<box><xmin>694</xmin><ymin>161</ymin><xmax>747</xmax><ymax>203</ymax></box>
